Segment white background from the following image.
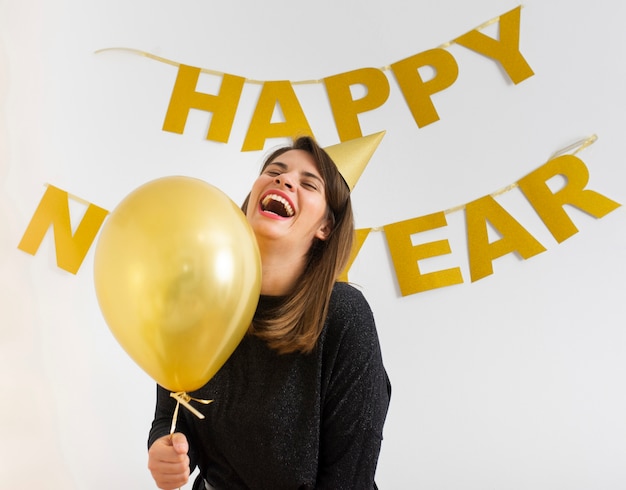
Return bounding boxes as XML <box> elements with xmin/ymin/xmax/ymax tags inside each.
<box><xmin>2</xmin><ymin>0</ymin><xmax>625</xmax><ymax>488</ymax></box>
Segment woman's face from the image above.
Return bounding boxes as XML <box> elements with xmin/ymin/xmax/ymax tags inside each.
<box><xmin>246</xmin><ymin>149</ymin><xmax>331</xmax><ymax>252</ymax></box>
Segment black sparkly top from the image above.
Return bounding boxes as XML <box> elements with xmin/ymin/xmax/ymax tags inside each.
<box><xmin>149</xmin><ymin>282</ymin><xmax>391</xmax><ymax>489</ymax></box>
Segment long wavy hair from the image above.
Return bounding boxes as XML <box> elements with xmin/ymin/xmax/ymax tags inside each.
<box><xmin>241</xmin><ymin>136</ymin><xmax>354</xmax><ymax>354</ymax></box>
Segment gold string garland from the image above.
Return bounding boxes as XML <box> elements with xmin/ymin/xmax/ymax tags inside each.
<box><xmin>94</xmin><ymin>7</ymin><xmax>521</xmax><ymax>85</ymax></box>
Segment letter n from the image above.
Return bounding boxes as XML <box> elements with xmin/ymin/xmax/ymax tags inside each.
<box><xmin>17</xmin><ymin>185</ymin><xmax>109</xmax><ymax>274</ymax></box>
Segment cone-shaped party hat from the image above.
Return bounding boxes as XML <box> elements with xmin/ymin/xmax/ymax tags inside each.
<box><xmin>324</xmin><ymin>131</ymin><xmax>385</xmax><ymax>191</ymax></box>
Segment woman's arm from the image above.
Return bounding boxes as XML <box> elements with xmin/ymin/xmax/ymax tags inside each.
<box><xmin>318</xmin><ymin>285</ymin><xmax>391</xmax><ymax>488</ymax></box>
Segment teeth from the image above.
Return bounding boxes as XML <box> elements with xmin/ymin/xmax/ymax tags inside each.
<box><xmin>261</xmin><ymin>194</ymin><xmax>294</xmax><ymax>217</ymax></box>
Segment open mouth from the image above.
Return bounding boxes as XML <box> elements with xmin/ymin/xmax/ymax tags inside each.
<box><xmin>260</xmin><ymin>193</ymin><xmax>295</xmax><ymax>218</ymax></box>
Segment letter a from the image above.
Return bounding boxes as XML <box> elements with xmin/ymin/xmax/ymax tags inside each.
<box><xmin>466</xmin><ymin>195</ymin><xmax>546</xmax><ymax>282</ymax></box>
<box><xmin>242</xmin><ymin>80</ymin><xmax>314</xmax><ymax>151</ymax></box>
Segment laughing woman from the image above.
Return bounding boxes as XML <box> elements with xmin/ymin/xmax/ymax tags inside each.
<box><xmin>147</xmin><ymin>136</ymin><xmax>391</xmax><ymax>490</ymax></box>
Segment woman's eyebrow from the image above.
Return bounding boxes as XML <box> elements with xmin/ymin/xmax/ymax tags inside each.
<box><xmin>302</xmin><ymin>171</ymin><xmax>324</xmax><ymax>184</ymax></box>
<box><xmin>267</xmin><ymin>161</ymin><xmax>288</xmax><ymax>171</ymax></box>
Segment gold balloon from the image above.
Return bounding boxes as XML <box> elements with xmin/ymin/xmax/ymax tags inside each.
<box><xmin>94</xmin><ymin>176</ymin><xmax>261</xmax><ymax>393</ymax></box>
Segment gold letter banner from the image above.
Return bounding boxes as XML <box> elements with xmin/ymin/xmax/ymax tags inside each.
<box><xmin>18</xmin><ymin>136</ymin><xmax>622</xmax><ymax>297</ymax></box>
<box><xmin>381</xmin><ymin>135</ymin><xmax>620</xmax><ymax>295</ymax></box>
<box><xmin>17</xmin><ymin>185</ymin><xmax>109</xmax><ymax>274</ymax></box>
<box><xmin>95</xmin><ymin>6</ymin><xmax>533</xmax><ymax>151</ymax></box>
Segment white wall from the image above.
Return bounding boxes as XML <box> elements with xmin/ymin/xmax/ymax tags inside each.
<box><xmin>2</xmin><ymin>0</ymin><xmax>625</xmax><ymax>488</ymax></box>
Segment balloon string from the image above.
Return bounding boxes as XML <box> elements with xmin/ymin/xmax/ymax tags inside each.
<box><xmin>170</xmin><ymin>399</ymin><xmax>181</xmax><ymax>435</ymax></box>
<box><xmin>168</xmin><ymin>400</ymin><xmax>182</xmax><ymax>490</ymax></box>
<box><xmin>168</xmin><ymin>392</ymin><xmax>212</xmax><ymax>490</ymax></box>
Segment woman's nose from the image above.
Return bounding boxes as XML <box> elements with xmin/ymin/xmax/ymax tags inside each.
<box><xmin>275</xmin><ymin>174</ymin><xmax>294</xmax><ymax>189</ymax></box>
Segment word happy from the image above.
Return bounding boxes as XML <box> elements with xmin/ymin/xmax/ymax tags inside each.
<box><xmin>161</xmin><ymin>7</ymin><xmax>534</xmax><ymax>150</ymax></box>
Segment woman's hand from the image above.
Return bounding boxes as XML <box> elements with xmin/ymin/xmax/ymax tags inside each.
<box><xmin>147</xmin><ymin>432</ymin><xmax>191</xmax><ymax>489</ymax></box>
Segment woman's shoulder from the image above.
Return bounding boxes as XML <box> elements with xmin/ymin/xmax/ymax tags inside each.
<box><xmin>322</xmin><ymin>283</ymin><xmax>388</xmax><ymax>387</ymax></box>
<box><xmin>329</xmin><ymin>281</ymin><xmax>369</xmax><ymax>306</ymax></box>
<box><xmin>328</xmin><ymin>282</ymin><xmax>373</xmax><ymax>320</ymax></box>
<box><xmin>326</xmin><ymin>282</ymin><xmax>376</xmax><ymax>340</ymax></box>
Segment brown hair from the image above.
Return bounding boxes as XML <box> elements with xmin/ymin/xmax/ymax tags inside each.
<box><xmin>241</xmin><ymin>136</ymin><xmax>354</xmax><ymax>354</ymax></box>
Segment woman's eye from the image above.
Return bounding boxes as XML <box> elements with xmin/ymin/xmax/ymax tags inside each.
<box><xmin>266</xmin><ymin>170</ymin><xmax>280</xmax><ymax>177</ymax></box>
<box><xmin>302</xmin><ymin>182</ymin><xmax>318</xmax><ymax>190</ymax></box>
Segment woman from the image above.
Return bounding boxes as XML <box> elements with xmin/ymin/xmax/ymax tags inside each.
<box><xmin>147</xmin><ymin>136</ymin><xmax>391</xmax><ymax>489</ymax></box>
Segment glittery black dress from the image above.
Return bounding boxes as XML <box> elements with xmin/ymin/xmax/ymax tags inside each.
<box><xmin>148</xmin><ymin>282</ymin><xmax>391</xmax><ymax>489</ymax></box>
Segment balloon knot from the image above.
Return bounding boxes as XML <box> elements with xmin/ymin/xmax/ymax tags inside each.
<box><xmin>170</xmin><ymin>391</ymin><xmax>213</xmax><ymax>421</ymax></box>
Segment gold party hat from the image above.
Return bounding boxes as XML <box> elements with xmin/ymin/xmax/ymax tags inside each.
<box><xmin>324</xmin><ymin>131</ymin><xmax>386</xmax><ymax>191</ymax></box>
